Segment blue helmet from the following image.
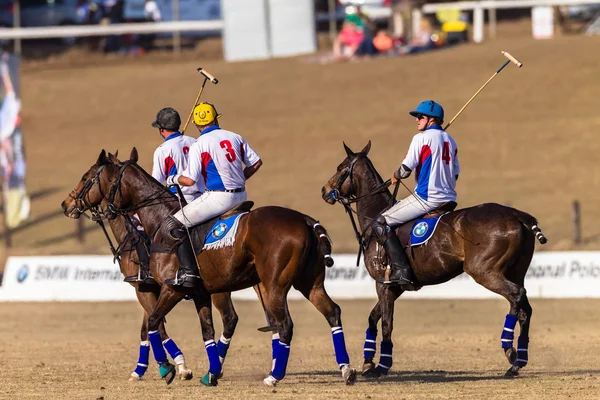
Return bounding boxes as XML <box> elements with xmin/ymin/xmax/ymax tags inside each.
<box><xmin>409</xmin><ymin>100</ymin><xmax>444</xmax><ymax>121</ymax></box>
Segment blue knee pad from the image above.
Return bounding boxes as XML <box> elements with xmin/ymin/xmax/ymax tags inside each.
<box><xmin>375</xmin><ymin>340</ymin><xmax>393</xmax><ymax>375</ymax></box>
<box><xmin>133</xmin><ymin>341</ymin><xmax>150</xmax><ymax>377</ymax></box>
<box><xmin>516</xmin><ymin>336</ymin><xmax>529</xmax><ymax>367</ymax></box>
<box><xmin>331</xmin><ymin>327</ymin><xmax>350</xmax><ymax>368</ymax></box>
<box><xmin>501</xmin><ymin>314</ymin><xmax>518</xmax><ymax>349</ymax></box>
<box><xmin>363</xmin><ymin>327</ymin><xmax>377</xmax><ymax>360</ymax></box>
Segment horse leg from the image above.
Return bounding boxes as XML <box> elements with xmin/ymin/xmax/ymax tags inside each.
<box><xmin>212</xmin><ymin>292</ymin><xmax>239</xmax><ymax>378</ymax></box>
<box><xmin>147</xmin><ymin>286</ymin><xmax>184</xmax><ymax>385</ymax></box>
<box><xmin>372</xmin><ymin>282</ymin><xmax>402</xmax><ymax>378</ymax></box>
<box><xmin>159</xmin><ymin>319</ymin><xmax>193</xmax><ymax>380</ymax></box>
<box><xmin>362</xmin><ymin>301</ymin><xmax>381</xmax><ymax>377</ymax></box>
<box><xmin>261</xmin><ymin>286</ymin><xmax>294</xmax><ymax>387</ymax></box>
<box><xmin>129</xmin><ymin>307</ymin><xmax>151</xmax><ymax>381</ymax></box>
<box><xmin>298</xmin><ymin>281</ymin><xmax>357</xmax><ymax>385</ymax></box>
<box><xmin>511</xmin><ymin>288</ymin><xmax>533</xmax><ymax>376</ymax></box>
<box><xmin>193</xmin><ymin>295</ymin><xmax>221</xmax><ymax>387</ymax></box>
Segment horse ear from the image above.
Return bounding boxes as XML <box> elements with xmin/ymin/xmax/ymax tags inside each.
<box><xmin>343</xmin><ymin>142</ymin><xmax>355</xmax><ymax>157</ymax></box>
<box><xmin>130</xmin><ymin>147</ymin><xmax>139</xmax><ymax>162</ymax></box>
<box><xmin>360</xmin><ymin>140</ymin><xmax>371</xmax><ymax>155</ymax></box>
<box><xmin>97</xmin><ymin>149</ymin><xmax>107</xmax><ymax>165</ymax></box>
<box><xmin>114</xmin><ymin>150</ymin><xmax>119</xmax><ymax>158</ymax></box>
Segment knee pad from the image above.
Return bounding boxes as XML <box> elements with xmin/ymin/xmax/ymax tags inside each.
<box><xmin>163</xmin><ymin>215</ymin><xmax>186</xmax><ymax>240</ymax></box>
<box><xmin>371</xmin><ymin>214</ymin><xmax>391</xmax><ymax>243</ymax></box>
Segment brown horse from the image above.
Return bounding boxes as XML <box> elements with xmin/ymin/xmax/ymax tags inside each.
<box><xmin>321</xmin><ymin>142</ymin><xmax>547</xmax><ymax>378</ymax></box>
<box><xmin>92</xmin><ymin>199</ymin><xmax>243</xmax><ymax>381</ymax></box>
<box><xmin>61</xmin><ymin>148</ymin><xmax>357</xmax><ymax>387</ymax></box>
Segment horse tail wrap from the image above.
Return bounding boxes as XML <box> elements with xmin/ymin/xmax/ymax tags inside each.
<box><xmin>304</xmin><ymin>216</ymin><xmax>334</xmax><ymax>267</ymax></box>
<box><xmin>511</xmin><ymin>209</ymin><xmax>547</xmax><ymax>245</ymax></box>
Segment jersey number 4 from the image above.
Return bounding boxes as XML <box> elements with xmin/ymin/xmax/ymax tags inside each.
<box><xmin>442</xmin><ymin>142</ymin><xmax>451</xmax><ymax>165</ymax></box>
<box><xmin>220</xmin><ymin>140</ymin><xmax>236</xmax><ymax>162</ymax></box>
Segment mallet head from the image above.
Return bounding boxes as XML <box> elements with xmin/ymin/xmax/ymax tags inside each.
<box><xmin>197</xmin><ymin>67</ymin><xmax>219</xmax><ymax>84</ymax></box>
<box><xmin>501</xmin><ymin>51</ymin><xmax>523</xmax><ymax>68</ymax></box>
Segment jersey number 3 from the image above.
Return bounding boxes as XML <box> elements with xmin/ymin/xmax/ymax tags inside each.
<box><xmin>442</xmin><ymin>142</ymin><xmax>451</xmax><ymax>165</ymax></box>
<box><xmin>220</xmin><ymin>140</ymin><xmax>236</xmax><ymax>162</ymax></box>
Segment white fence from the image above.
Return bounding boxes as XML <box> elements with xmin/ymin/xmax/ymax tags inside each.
<box><xmin>1</xmin><ymin>252</ymin><xmax>600</xmax><ymax>302</ymax></box>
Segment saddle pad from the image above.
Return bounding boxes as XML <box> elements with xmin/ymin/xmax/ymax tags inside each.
<box><xmin>409</xmin><ymin>214</ymin><xmax>447</xmax><ymax>247</ymax></box>
<box><xmin>203</xmin><ymin>213</ymin><xmax>248</xmax><ymax>251</ymax></box>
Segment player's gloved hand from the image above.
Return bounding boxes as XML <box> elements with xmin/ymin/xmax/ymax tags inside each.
<box><xmin>166</xmin><ymin>174</ymin><xmax>180</xmax><ymax>186</ymax></box>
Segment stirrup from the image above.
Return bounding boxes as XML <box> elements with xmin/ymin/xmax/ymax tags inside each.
<box><xmin>383</xmin><ymin>265</ymin><xmax>413</xmax><ymax>285</ymax></box>
<box><xmin>164</xmin><ymin>269</ymin><xmax>201</xmax><ymax>288</ymax></box>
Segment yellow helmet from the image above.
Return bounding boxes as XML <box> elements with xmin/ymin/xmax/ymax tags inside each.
<box><xmin>193</xmin><ymin>102</ymin><xmax>222</xmax><ymax>126</ymax></box>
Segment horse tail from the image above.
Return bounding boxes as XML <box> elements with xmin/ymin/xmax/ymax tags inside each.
<box><xmin>304</xmin><ymin>216</ymin><xmax>334</xmax><ymax>268</ymax></box>
<box><xmin>511</xmin><ymin>209</ymin><xmax>547</xmax><ymax>245</ymax></box>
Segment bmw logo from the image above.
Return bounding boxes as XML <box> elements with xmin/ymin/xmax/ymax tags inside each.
<box><xmin>212</xmin><ymin>223</ymin><xmax>228</xmax><ymax>239</ymax></box>
<box><xmin>413</xmin><ymin>222</ymin><xmax>429</xmax><ymax>238</ymax></box>
<box><xmin>17</xmin><ymin>265</ymin><xmax>29</xmax><ymax>283</ymax></box>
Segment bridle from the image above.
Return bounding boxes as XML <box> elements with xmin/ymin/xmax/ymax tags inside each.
<box><xmin>325</xmin><ymin>152</ymin><xmax>393</xmax><ymax>265</ymax></box>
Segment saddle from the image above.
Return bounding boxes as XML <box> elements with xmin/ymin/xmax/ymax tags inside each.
<box><xmin>151</xmin><ymin>201</ymin><xmax>254</xmax><ymax>254</ymax></box>
<box><xmin>397</xmin><ymin>201</ymin><xmax>457</xmax><ymax>248</ymax></box>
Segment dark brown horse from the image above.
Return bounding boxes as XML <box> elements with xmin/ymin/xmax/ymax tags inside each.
<box><xmin>93</xmin><ymin>198</ymin><xmax>243</xmax><ymax>381</ymax></box>
<box><xmin>61</xmin><ymin>148</ymin><xmax>357</xmax><ymax>387</ymax></box>
<box><xmin>321</xmin><ymin>142</ymin><xmax>547</xmax><ymax>378</ymax></box>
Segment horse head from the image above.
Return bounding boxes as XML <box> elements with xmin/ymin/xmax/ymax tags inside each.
<box><xmin>321</xmin><ymin>141</ymin><xmax>375</xmax><ymax>204</ymax></box>
<box><xmin>61</xmin><ymin>148</ymin><xmax>139</xmax><ymax>219</ymax></box>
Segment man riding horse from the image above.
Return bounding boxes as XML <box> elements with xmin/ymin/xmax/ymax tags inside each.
<box><xmin>372</xmin><ymin>100</ymin><xmax>459</xmax><ymax>289</ymax></box>
<box><xmin>163</xmin><ymin>102</ymin><xmax>263</xmax><ymax>291</ymax></box>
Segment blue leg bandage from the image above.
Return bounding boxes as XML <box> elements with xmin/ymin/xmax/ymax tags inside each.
<box><xmin>271</xmin><ymin>333</ymin><xmax>280</xmax><ymax>371</ymax></box>
<box><xmin>363</xmin><ymin>327</ymin><xmax>377</xmax><ymax>360</ymax></box>
<box><xmin>516</xmin><ymin>336</ymin><xmax>529</xmax><ymax>367</ymax></box>
<box><xmin>331</xmin><ymin>327</ymin><xmax>350</xmax><ymax>369</ymax></box>
<box><xmin>148</xmin><ymin>330</ymin><xmax>167</xmax><ymax>365</ymax></box>
<box><xmin>375</xmin><ymin>340</ymin><xmax>393</xmax><ymax>375</ymax></box>
<box><xmin>204</xmin><ymin>339</ymin><xmax>222</xmax><ymax>376</ymax></box>
<box><xmin>501</xmin><ymin>314</ymin><xmax>518</xmax><ymax>349</ymax></box>
<box><xmin>163</xmin><ymin>338</ymin><xmax>183</xmax><ymax>364</ymax></box>
<box><xmin>217</xmin><ymin>334</ymin><xmax>231</xmax><ymax>364</ymax></box>
<box><xmin>133</xmin><ymin>341</ymin><xmax>150</xmax><ymax>377</ymax></box>
<box><xmin>271</xmin><ymin>342</ymin><xmax>291</xmax><ymax>381</ymax></box>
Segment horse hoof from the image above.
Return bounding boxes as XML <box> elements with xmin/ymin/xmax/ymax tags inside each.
<box><xmin>263</xmin><ymin>375</ymin><xmax>278</xmax><ymax>387</ymax></box>
<box><xmin>159</xmin><ymin>362</ymin><xmax>176</xmax><ymax>385</ymax></box>
<box><xmin>128</xmin><ymin>372</ymin><xmax>141</xmax><ymax>382</ymax></box>
<box><xmin>342</xmin><ymin>365</ymin><xmax>357</xmax><ymax>385</ymax></box>
<box><xmin>361</xmin><ymin>362</ymin><xmax>378</xmax><ymax>378</ymax></box>
<box><xmin>504</xmin><ymin>365</ymin><xmax>520</xmax><ymax>378</ymax></box>
<box><xmin>200</xmin><ymin>372</ymin><xmax>218</xmax><ymax>387</ymax></box>
<box><xmin>504</xmin><ymin>347</ymin><xmax>517</xmax><ymax>365</ymax></box>
<box><xmin>179</xmin><ymin>368</ymin><xmax>193</xmax><ymax>381</ymax></box>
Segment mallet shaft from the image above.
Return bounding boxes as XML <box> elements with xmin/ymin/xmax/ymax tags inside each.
<box><xmin>181</xmin><ymin>78</ymin><xmax>208</xmax><ymax>134</ymax></box>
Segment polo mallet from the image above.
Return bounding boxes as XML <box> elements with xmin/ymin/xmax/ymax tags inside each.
<box><xmin>443</xmin><ymin>51</ymin><xmax>523</xmax><ymax>131</ymax></box>
<box><xmin>181</xmin><ymin>67</ymin><xmax>219</xmax><ymax>134</ymax></box>
<box><xmin>255</xmin><ymin>284</ymin><xmax>277</xmax><ymax>333</ymax></box>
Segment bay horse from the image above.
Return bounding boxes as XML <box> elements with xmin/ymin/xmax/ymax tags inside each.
<box><xmin>321</xmin><ymin>142</ymin><xmax>547</xmax><ymax>378</ymax></box>
<box><xmin>89</xmin><ymin>197</ymin><xmax>243</xmax><ymax>382</ymax></box>
<box><xmin>61</xmin><ymin>148</ymin><xmax>357</xmax><ymax>387</ymax></box>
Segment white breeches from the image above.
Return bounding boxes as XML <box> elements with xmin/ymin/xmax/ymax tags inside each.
<box><xmin>173</xmin><ymin>190</ymin><xmax>247</xmax><ymax>228</ymax></box>
<box><xmin>382</xmin><ymin>194</ymin><xmax>446</xmax><ymax>227</ymax></box>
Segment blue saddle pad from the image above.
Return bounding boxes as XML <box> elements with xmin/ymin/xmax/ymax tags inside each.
<box><xmin>204</xmin><ymin>213</ymin><xmax>246</xmax><ymax>247</ymax></box>
<box><xmin>409</xmin><ymin>214</ymin><xmax>446</xmax><ymax>247</ymax></box>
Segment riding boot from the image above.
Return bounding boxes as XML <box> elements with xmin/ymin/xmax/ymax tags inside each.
<box><xmin>381</xmin><ymin>232</ymin><xmax>414</xmax><ymax>287</ymax></box>
<box><xmin>164</xmin><ymin>235</ymin><xmax>202</xmax><ymax>290</ymax></box>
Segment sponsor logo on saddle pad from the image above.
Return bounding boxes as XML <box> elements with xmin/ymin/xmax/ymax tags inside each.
<box><xmin>410</xmin><ymin>214</ymin><xmax>448</xmax><ymax>247</ymax></box>
<box><xmin>204</xmin><ymin>213</ymin><xmax>248</xmax><ymax>250</ymax></box>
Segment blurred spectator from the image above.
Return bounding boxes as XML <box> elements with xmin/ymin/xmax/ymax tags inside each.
<box><xmin>104</xmin><ymin>0</ymin><xmax>125</xmax><ymax>53</ymax></box>
<box><xmin>77</xmin><ymin>1</ymin><xmax>102</xmax><ymax>51</ymax></box>
<box><xmin>333</xmin><ymin>20</ymin><xmax>364</xmax><ymax>61</ymax></box>
<box><xmin>372</xmin><ymin>30</ymin><xmax>396</xmax><ymax>56</ymax></box>
<box><xmin>400</xmin><ymin>17</ymin><xmax>435</xmax><ymax>55</ymax></box>
<box><xmin>138</xmin><ymin>0</ymin><xmax>162</xmax><ymax>53</ymax></box>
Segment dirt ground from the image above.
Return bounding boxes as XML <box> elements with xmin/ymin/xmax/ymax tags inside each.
<box><xmin>1</xmin><ymin>299</ymin><xmax>599</xmax><ymax>399</ymax></box>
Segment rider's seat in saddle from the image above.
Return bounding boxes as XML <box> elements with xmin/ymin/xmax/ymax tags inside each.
<box><xmin>396</xmin><ymin>201</ymin><xmax>457</xmax><ymax>248</ymax></box>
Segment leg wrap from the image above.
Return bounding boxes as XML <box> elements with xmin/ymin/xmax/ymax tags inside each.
<box><xmin>148</xmin><ymin>331</ymin><xmax>167</xmax><ymax>365</ymax></box>
<box><xmin>331</xmin><ymin>327</ymin><xmax>350</xmax><ymax>368</ymax></box>
<box><xmin>516</xmin><ymin>336</ymin><xmax>529</xmax><ymax>367</ymax></box>
<box><xmin>363</xmin><ymin>327</ymin><xmax>377</xmax><ymax>360</ymax></box>
<box><xmin>163</xmin><ymin>338</ymin><xmax>184</xmax><ymax>365</ymax></box>
<box><xmin>217</xmin><ymin>334</ymin><xmax>231</xmax><ymax>364</ymax></box>
<box><xmin>501</xmin><ymin>314</ymin><xmax>518</xmax><ymax>349</ymax></box>
<box><xmin>204</xmin><ymin>339</ymin><xmax>222</xmax><ymax>376</ymax></box>
<box><xmin>271</xmin><ymin>342</ymin><xmax>291</xmax><ymax>381</ymax></box>
<box><xmin>133</xmin><ymin>341</ymin><xmax>150</xmax><ymax>377</ymax></box>
<box><xmin>375</xmin><ymin>340</ymin><xmax>393</xmax><ymax>375</ymax></box>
